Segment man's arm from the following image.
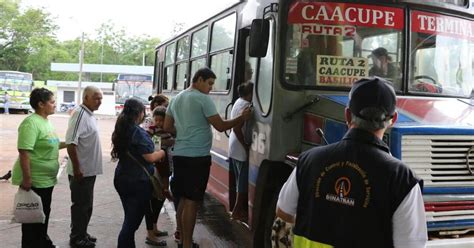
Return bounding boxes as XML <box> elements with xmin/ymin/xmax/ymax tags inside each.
<box><xmin>67</xmin><ymin>144</ymin><xmax>83</xmax><ymax>180</ymax></box>
<box><xmin>276</xmin><ymin>207</ymin><xmax>295</xmax><ymax>224</ymax></box>
<box><xmin>208</xmin><ymin>114</ymin><xmax>244</xmax><ymax>132</ymax></box>
<box><xmin>208</xmin><ymin>106</ymin><xmax>252</xmax><ymax>132</ymax></box>
<box><xmin>233</xmin><ymin>121</ymin><xmax>248</xmax><ymax>150</ymax></box>
<box><xmin>392</xmin><ymin>183</ymin><xmax>428</xmax><ymax>248</ymax></box>
<box><xmin>275</xmin><ymin>168</ymin><xmax>299</xmax><ymax>224</ymax></box>
<box><xmin>164</xmin><ymin>114</ymin><xmax>176</xmax><ymax>135</ymax></box>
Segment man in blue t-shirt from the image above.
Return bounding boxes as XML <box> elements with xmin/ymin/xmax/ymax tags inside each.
<box><xmin>165</xmin><ymin>67</ymin><xmax>252</xmax><ymax>248</ymax></box>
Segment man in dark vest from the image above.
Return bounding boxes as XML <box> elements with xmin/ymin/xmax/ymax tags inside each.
<box><xmin>276</xmin><ymin>77</ymin><xmax>427</xmax><ymax>247</ymax></box>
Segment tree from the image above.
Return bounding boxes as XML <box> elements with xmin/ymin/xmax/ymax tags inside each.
<box><xmin>0</xmin><ymin>0</ymin><xmax>58</xmax><ymax>74</ymax></box>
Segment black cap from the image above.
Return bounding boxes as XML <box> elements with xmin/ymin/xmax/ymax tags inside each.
<box><xmin>348</xmin><ymin>77</ymin><xmax>396</xmax><ymax>121</ymax></box>
<box><xmin>370</xmin><ymin>47</ymin><xmax>388</xmax><ymax>58</ymax></box>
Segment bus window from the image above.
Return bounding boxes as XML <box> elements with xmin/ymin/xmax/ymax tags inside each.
<box><xmin>176</xmin><ymin>62</ymin><xmax>188</xmax><ymax>90</ymax></box>
<box><xmin>163</xmin><ymin>66</ymin><xmax>173</xmax><ymax>91</ymax></box>
<box><xmin>209</xmin><ymin>14</ymin><xmax>236</xmax><ymax>92</ymax></box>
<box><xmin>245</xmin><ymin>38</ymin><xmax>258</xmax><ymax>84</ymax></box>
<box><xmin>210</xmin><ymin>52</ymin><xmax>233</xmax><ymax>91</ymax></box>
<box><xmin>362</xmin><ymin>32</ymin><xmax>402</xmax><ymax>90</ymax></box>
<box><xmin>211</xmin><ymin>14</ymin><xmax>236</xmax><ymax>52</ymax></box>
<box><xmin>256</xmin><ymin>19</ymin><xmax>274</xmax><ymax>115</ymax></box>
<box><xmin>165</xmin><ymin>43</ymin><xmax>176</xmax><ymax>65</ymax></box>
<box><xmin>409</xmin><ymin>11</ymin><xmax>473</xmax><ymax>97</ymax></box>
<box><xmin>284</xmin><ymin>2</ymin><xmax>404</xmax><ymax>89</ymax></box>
<box><xmin>191</xmin><ymin>27</ymin><xmax>208</xmax><ymax>58</ymax></box>
<box><xmin>191</xmin><ymin>58</ymin><xmax>206</xmax><ymax>78</ymax></box>
<box><xmin>177</xmin><ymin>36</ymin><xmax>190</xmax><ymax>61</ymax></box>
<box><xmin>164</xmin><ymin>43</ymin><xmax>176</xmax><ymax>91</ymax></box>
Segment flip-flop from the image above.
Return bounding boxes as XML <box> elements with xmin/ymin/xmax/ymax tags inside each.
<box><xmin>145</xmin><ymin>237</ymin><xmax>167</xmax><ymax>247</ymax></box>
<box><xmin>153</xmin><ymin>230</ymin><xmax>169</xmax><ymax>237</ymax></box>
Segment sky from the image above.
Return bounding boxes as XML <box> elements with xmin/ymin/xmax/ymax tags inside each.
<box><xmin>21</xmin><ymin>0</ymin><xmax>240</xmax><ymax>41</ymax></box>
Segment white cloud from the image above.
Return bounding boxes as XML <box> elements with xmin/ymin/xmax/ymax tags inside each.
<box><xmin>21</xmin><ymin>0</ymin><xmax>239</xmax><ymax>40</ymax></box>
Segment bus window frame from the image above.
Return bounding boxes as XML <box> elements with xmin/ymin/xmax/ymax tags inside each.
<box><xmin>208</xmin><ymin>12</ymin><xmax>238</xmax><ymax>95</ymax></box>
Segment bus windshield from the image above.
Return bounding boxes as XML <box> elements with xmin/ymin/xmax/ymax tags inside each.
<box><xmin>0</xmin><ymin>71</ymin><xmax>33</xmax><ymax>95</ymax></box>
<box><xmin>284</xmin><ymin>2</ymin><xmax>404</xmax><ymax>90</ymax></box>
<box><xmin>409</xmin><ymin>11</ymin><xmax>473</xmax><ymax>97</ymax></box>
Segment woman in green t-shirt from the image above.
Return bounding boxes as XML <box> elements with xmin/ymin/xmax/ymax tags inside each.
<box><xmin>12</xmin><ymin>88</ymin><xmax>66</xmax><ymax>248</ymax></box>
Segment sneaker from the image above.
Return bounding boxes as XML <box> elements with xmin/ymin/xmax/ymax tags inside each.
<box><xmin>70</xmin><ymin>237</ymin><xmax>96</xmax><ymax>248</ymax></box>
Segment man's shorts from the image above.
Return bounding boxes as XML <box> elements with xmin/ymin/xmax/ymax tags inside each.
<box><xmin>172</xmin><ymin>156</ymin><xmax>211</xmax><ymax>201</ymax></box>
<box><xmin>229</xmin><ymin>158</ymin><xmax>248</xmax><ymax>193</ymax></box>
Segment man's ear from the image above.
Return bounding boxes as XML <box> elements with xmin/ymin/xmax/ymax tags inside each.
<box><xmin>344</xmin><ymin>108</ymin><xmax>352</xmax><ymax>126</ymax></box>
<box><xmin>389</xmin><ymin>111</ymin><xmax>398</xmax><ymax>127</ymax></box>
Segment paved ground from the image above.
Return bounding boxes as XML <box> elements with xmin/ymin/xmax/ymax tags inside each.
<box><xmin>0</xmin><ymin>113</ymin><xmax>251</xmax><ymax>248</ymax></box>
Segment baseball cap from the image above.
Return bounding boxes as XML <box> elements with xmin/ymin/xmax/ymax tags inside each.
<box><xmin>370</xmin><ymin>47</ymin><xmax>388</xmax><ymax>58</ymax></box>
<box><xmin>348</xmin><ymin>77</ymin><xmax>396</xmax><ymax>121</ymax></box>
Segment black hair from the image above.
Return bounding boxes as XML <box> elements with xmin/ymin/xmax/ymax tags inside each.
<box><xmin>152</xmin><ymin>106</ymin><xmax>166</xmax><ymax>118</ymax></box>
<box><xmin>192</xmin><ymin>67</ymin><xmax>216</xmax><ymax>83</ymax></box>
<box><xmin>237</xmin><ymin>82</ymin><xmax>254</xmax><ymax>98</ymax></box>
<box><xmin>29</xmin><ymin>88</ymin><xmax>54</xmax><ymax>110</ymax></box>
<box><xmin>149</xmin><ymin>94</ymin><xmax>169</xmax><ymax>110</ymax></box>
<box><xmin>111</xmin><ymin>98</ymin><xmax>145</xmax><ymax>160</ymax></box>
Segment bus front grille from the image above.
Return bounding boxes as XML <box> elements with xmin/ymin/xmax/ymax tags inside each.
<box><xmin>401</xmin><ymin>135</ymin><xmax>474</xmax><ymax>187</ymax></box>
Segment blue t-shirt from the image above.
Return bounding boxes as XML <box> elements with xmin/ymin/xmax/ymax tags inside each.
<box><xmin>115</xmin><ymin>125</ymin><xmax>155</xmax><ymax>181</ymax></box>
<box><xmin>167</xmin><ymin>88</ymin><xmax>218</xmax><ymax>157</ymax></box>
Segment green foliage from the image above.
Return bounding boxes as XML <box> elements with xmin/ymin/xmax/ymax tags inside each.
<box><xmin>0</xmin><ymin>0</ymin><xmax>161</xmax><ymax>82</ymax></box>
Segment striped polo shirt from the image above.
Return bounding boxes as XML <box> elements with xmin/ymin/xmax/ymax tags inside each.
<box><xmin>65</xmin><ymin>104</ymin><xmax>103</xmax><ymax>177</ymax></box>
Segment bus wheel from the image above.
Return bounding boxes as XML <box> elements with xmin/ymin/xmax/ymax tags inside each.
<box><xmin>262</xmin><ymin>192</ymin><xmax>278</xmax><ymax>248</ymax></box>
<box><xmin>23</xmin><ymin>110</ymin><xmax>29</xmax><ymax>114</ymax></box>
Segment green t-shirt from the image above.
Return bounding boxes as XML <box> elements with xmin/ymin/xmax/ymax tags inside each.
<box><xmin>12</xmin><ymin>113</ymin><xmax>60</xmax><ymax>188</ymax></box>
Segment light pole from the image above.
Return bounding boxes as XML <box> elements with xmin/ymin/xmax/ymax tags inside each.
<box><xmin>100</xmin><ymin>38</ymin><xmax>104</xmax><ymax>82</ymax></box>
<box><xmin>78</xmin><ymin>32</ymin><xmax>85</xmax><ymax>101</ymax></box>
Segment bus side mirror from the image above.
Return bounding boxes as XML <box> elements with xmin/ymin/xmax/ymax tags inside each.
<box><xmin>249</xmin><ymin>19</ymin><xmax>269</xmax><ymax>58</ymax></box>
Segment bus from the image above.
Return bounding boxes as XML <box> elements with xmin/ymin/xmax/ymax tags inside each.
<box><xmin>153</xmin><ymin>0</ymin><xmax>474</xmax><ymax>247</ymax></box>
<box><xmin>0</xmin><ymin>71</ymin><xmax>33</xmax><ymax>114</ymax></box>
<box><xmin>114</xmin><ymin>73</ymin><xmax>153</xmax><ymax>115</ymax></box>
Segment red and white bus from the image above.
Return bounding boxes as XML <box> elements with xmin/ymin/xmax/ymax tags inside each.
<box><xmin>154</xmin><ymin>0</ymin><xmax>473</xmax><ymax>247</ymax></box>
<box><xmin>114</xmin><ymin>73</ymin><xmax>153</xmax><ymax>115</ymax></box>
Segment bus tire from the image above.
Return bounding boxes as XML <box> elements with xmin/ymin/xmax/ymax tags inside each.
<box><xmin>252</xmin><ymin>161</ymin><xmax>292</xmax><ymax>248</ymax></box>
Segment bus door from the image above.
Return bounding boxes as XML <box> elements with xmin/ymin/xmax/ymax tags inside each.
<box><xmin>227</xmin><ymin>26</ymin><xmax>259</xmax><ymax>211</ymax></box>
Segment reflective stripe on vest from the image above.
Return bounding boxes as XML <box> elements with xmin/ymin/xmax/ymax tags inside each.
<box><xmin>293</xmin><ymin>235</ymin><xmax>333</xmax><ymax>248</ymax></box>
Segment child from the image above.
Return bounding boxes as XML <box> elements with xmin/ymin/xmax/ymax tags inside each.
<box><xmin>143</xmin><ymin>106</ymin><xmax>174</xmax><ymax>246</ymax></box>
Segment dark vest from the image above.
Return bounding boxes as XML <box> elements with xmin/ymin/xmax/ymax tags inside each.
<box><xmin>293</xmin><ymin>128</ymin><xmax>420</xmax><ymax>248</ymax></box>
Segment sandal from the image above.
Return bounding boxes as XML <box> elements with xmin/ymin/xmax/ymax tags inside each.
<box><xmin>145</xmin><ymin>237</ymin><xmax>167</xmax><ymax>247</ymax></box>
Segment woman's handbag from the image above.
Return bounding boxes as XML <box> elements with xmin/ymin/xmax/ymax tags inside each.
<box><xmin>127</xmin><ymin>151</ymin><xmax>166</xmax><ymax>201</ymax></box>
